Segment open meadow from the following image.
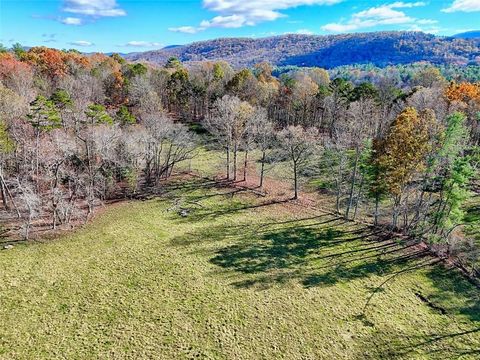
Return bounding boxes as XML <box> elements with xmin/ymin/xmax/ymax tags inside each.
<box><xmin>1</xmin><ymin>176</ymin><xmax>479</xmax><ymax>359</ymax></box>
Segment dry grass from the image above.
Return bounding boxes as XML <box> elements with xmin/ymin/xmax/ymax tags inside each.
<box><xmin>1</xmin><ymin>177</ymin><xmax>479</xmax><ymax>359</ymax></box>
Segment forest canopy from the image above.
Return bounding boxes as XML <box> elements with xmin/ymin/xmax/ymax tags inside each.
<box><xmin>0</xmin><ymin>44</ymin><xmax>479</xmax><ymax>277</ymax></box>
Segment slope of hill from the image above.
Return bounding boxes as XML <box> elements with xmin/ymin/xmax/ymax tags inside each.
<box><xmin>125</xmin><ymin>31</ymin><xmax>480</xmax><ymax>68</ymax></box>
<box><xmin>453</xmin><ymin>30</ymin><xmax>480</xmax><ymax>39</ymax></box>
<box><xmin>1</xmin><ymin>177</ymin><xmax>479</xmax><ymax>358</ymax></box>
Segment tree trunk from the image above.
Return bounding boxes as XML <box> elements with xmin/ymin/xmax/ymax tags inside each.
<box><xmin>65</xmin><ymin>190</ymin><xmax>77</xmax><ymax>225</ymax></box>
<box><xmin>0</xmin><ymin>165</ymin><xmax>8</xmax><ymax>211</ymax></box>
<box><xmin>259</xmin><ymin>150</ymin><xmax>266</xmax><ymax>189</ymax></box>
<box><xmin>25</xmin><ymin>219</ymin><xmax>31</xmax><ymax>240</ymax></box>
<box><xmin>243</xmin><ymin>149</ymin><xmax>248</xmax><ymax>182</ymax></box>
<box><xmin>52</xmin><ymin>209</ymin><xmax>57</xmax><ymax>230</ymax></box>
<box><xmin>233</xmin><ymin>143</ymin><xmax>238</xmax><ymax>181</ymax></box>
<box><xmin>163</xmin><ymin>145</ymin><xmax>173</xmax><ymax>180</ymax></box>
<box><xmin>35</xmin><ymin>130</ymin><xmax>40</xmax><ymax>185</ymax></box>
<box><xmin>374</xmin><ymin>194</ymin><xmax>380</xmax><ymax>226</ymax></box>
<box><xmin>420</xmin><ymin>192</ymin><xmax>433</xmax><ymax>231</ymax></box>
<box><xmin>392</xmin><ymin>195</ymin><xmax>401</xmax><ymax>229</ymax></box>
<box><xmin>335</xmin><ymin>179</ymin><xmax>341</xmax><ymax>214</ymax></box>
<box><xmin>0</xmin><ymin>167</ymin><xmax>20</xmax><ymax>218</ymax></box>
<box><xmin>353</xmin><ymin>175</ymin><xmax>364</xmax><ymax>221</ymax></box>
<box><xmin>226</xmin><ymin>145</ymin><xmax>230</xmax><ymax>180</ymax></box>
<box><xmin>51</xmin><ymin>163</ymin><xmax>61</xmax><ymax>230</ymax></box>
<box><xmin>402</xmin><ymin>191</ymin><xmax>410</xmax><ymax>230</ymax></box>
<box><xmin>409</xmin><ymin>187</ymin><xmax>426</xmax><ymax>232</ymax></box>
<box><xmin>293</xmin><ymin>161</ymin><xmax>298</xmax><ymax>200</ymax></box>
<box><xmin>346</xmin><ymin>148</ymin><xmax>359</xmax><ymax>219</ymax></box>
<box><xmin>24</xmin><ymin>204</ymin><xmax>33</xmax><ymax>240</ymax></box>
<box><xmin>85</xmin><ymin>197</ymin><xmax>93</xmax><ymax>224</ymax></box>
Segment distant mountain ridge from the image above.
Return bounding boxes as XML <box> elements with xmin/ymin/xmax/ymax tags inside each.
<box><xmin>453</xmin><ymin>30</ymin><xmax>480</xmax><ymax>39</ymax></box>
<box><xmin>125</xmin><ymin>31</ymin><xmax>480</xmax><ymax>69</ymax></box>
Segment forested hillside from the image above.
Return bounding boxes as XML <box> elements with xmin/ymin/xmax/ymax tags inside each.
<box><xmin>453</xmin><ymin>30</ymin><xmax>480</xmax><ymax>39</ymax></box>
<box><xmin>0</xmin><ymin>45</ymin><xmax>479</xmax><ymax>277</ymax></box>
<box><xmin>126</xmin><ymin>32</ymin><xmax>480</xmax><ymax>68</ymax></box>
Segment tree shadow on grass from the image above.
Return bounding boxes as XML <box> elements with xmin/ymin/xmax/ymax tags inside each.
<box><xmin>170</xmin><ymin>213</ymin><xmax>342</xmax><ymax>247</ymax></box>
<box><xmin>210</xmin><ymin>226</ymin><xmax>346</xmax><ymax>274</ymax></box>
<box><xmin>356</xmin><ymin>325</ymin><xmax>480</xmax><ymax>359</ymax></box>
<box><xmin>176</xmin><ymin>214</ymin><xmax>427</xmax><ymax>290</ymax></box>
<box><xmin>167</xmin><ymin>182</ymin><xmax>480</xmax><ymax>330</ymax></box>
<box><xmin>173</xmin><ymin>196</ymin><xmax>291</xmax><ymax>223</ymax></box>
<box><xmin>169</xmin><ymin>191</ymin><xmax>420</xmax><ymax>280</ymax></box>
<box><xmin>301</xmin><ymin>246</ymin><xmax>430</xmax><ymax>288</ymax></box>
<box><xmin>423</xmin><ymin>265</ymin><xmax>480</xmax><ymax>322</ymax></box>
<box><xmin>338</xmin><ymin>247</ymin><xmax>480</xmax><ymax>352</ymax></box>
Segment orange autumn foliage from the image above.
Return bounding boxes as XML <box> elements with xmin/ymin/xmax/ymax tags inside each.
<box><xmin>91</xmin><ymin>55</ymin><xmax>125</xmax><ymax>105</ymax></box>
<box><xmin>63</xmin><ymin>51</ymin><xmax>92</xmax><ymax>70</ymax></box>
<box><xmin>19</xmin><ymin>47</ymin><xmax>93</xmax><ymax>79</ymax></box>
<box><xmin>444</xmin><ymin>81</ymin><xmax>480</xmax><ymax>104</ymax></box>
<box><xmin>0</xmin><ymin>53</ymin><xmax>33</xmax><ymax>80</ymax></box>
<box><xmin>24</xmin><ymin>47</ymin><xmax>68</xmax><ymax>78</ymax></box>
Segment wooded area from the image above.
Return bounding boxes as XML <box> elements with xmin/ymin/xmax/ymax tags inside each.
<box><xmin>126</xmin><ymin>32</ymin><xmax>480</xmax><ymax>68</ymax></box>
<box><xmin>0</xmin><ymin>45</ymin><xmax>479</xmax><ymax>277</ymax></box>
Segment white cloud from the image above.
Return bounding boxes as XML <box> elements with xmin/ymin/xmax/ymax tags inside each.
<box><xmin>442</xmin><ymin>0</ymin><xmax>480</xmax><ymax>12</ymax></box>
<box><xmin>321</xmin><ymin>1</ymin><xmax>434</xmax><ymax>33</ymax></box>
<box><xmin>61</xmin><ymin>17</ymin><xmax>83</xmax><ymax>25</ymax></box>
<box><xmin>296</xmin><ymin>28</ymin><xmax>314</xmax><ymax>35</ymax></box>
<box><xmin>249</xmin><ymin>31</ymin><xmax>278</xmax><ymax>37</ymax></box>
<box><xmin>122</xmin><ymin>41</ymin><xmax>163</xmax><ymax>47</ymax></box>
<box><xmin>169</xmin><ymin>0</ymin><xmax>342</xmax><ymax>33</ymax></box>
<box><xmin>417</xmin><ymin>19</ymin><xmax>438</xmax><ymax>25</ymax></box>
<box><xmin>69</xmin><ymin>40</ymin><xmax>94</xmax><ymax>46</ymax></box>
<box><xmin>58</xmin><ymin>0</ymin><xmax>125</xmax><ymax>25</ymax></box>
<box><xmin>354</xmin><ymin>6</ymin><xmax>413</xmax><ymax>24</ymax></box>
<box><xmin>388</xmin><ymin>1</ymin><xmax>427</xmax><ymax>8</ymax></box>
<box><xmin>63</xmin><ymin>0</ymin><xmax>126</xmax><ymax>17</ymax></box>
<box><xmin>322</xmin><ymin>23</ymin><xmax>358</xmax><ymax>32</ymax></box>
<box><xmin>408</xmin><ymin>24</ymin><xmax>441</xmax><ymax>34</ymax></box>
<box><xmin>200</xmin><ymin>14</ymin><xmax>253</xmax><ymax>28</ymax></box>
<box><xmin>168</xmin><ymin>26</ymin><xmax>201</xmax><ymax>34</ymax></box>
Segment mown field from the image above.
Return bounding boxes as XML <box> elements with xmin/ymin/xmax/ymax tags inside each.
<box><xmin>1</xmin><ymin>177</ymin><xmax>479</xmax><ymax>359</ymax></box>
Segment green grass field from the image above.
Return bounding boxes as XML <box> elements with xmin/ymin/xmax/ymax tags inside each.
<box><xmin>1</xmin><ymin>178</ymin><xmax>479</xmax><ymax>359</ymax></box>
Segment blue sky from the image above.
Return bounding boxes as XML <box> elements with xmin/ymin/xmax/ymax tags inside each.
<box><xmin>0</xmin><ymin>0</ymin><xmax>479</xmax><ymax>52</ymax></box>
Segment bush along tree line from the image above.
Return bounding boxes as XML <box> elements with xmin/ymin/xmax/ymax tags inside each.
<box><xmin>0</xmin><ymin>45</ymin><xmax>478</xmax><ymax>276</ymax></box>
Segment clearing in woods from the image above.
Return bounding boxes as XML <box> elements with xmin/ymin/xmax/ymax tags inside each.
<box><xmin>0</xmin><ymin>176</ymin><xmax>479</xmax><ymax>359</ymax></box>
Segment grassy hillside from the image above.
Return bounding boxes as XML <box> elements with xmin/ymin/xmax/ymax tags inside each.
<box><xmin>1</xmin><ymin>177</ymin><xmax>479</xmax><ymax>359</ymax></box>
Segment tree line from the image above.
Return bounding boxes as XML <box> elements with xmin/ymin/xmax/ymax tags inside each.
<box><xmin>0</xmin><ymin>46</ymin><xmax>478</xmax><ymax>275</ymax></box>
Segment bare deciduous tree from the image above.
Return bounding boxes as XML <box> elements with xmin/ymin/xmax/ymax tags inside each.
<box><xmin>277</xmin><ymin>126</ymin><xmax>319</xmax><ymax>200</ymax></box>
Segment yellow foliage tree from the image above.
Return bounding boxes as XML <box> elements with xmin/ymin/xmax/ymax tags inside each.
<box><xmin>373</xmin><ymin>107</ymin><xmax>437</xmax><ymax>226</ymax></box>
<box><xmin>375</xmin><ymin>107</ymin><xmax>436</xmax><ymax>195</ymax></box>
